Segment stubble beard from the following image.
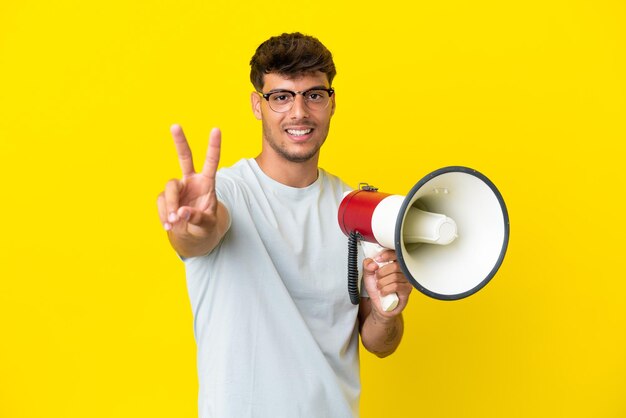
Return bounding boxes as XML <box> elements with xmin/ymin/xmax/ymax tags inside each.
<box><xmin>262</xmin><ymin>120</ymin><xmax>328</xmax><ymax>163</ymax></box>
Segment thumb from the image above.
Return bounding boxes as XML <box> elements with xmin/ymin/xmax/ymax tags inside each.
<box><xmin>363</xmin><ymin>258</ymin><xmax>379</xmax><ymax>275</ymax></box>
<box><xmin>177</xmin><ymin>206</ymin><xmax>213</xmax><ymax>228</ymax></box>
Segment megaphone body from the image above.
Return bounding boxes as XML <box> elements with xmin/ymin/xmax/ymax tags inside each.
<box><xmin>338</xmin><ymin>166</ymin><xmax>509</xmax><ymax>309</ymax></box>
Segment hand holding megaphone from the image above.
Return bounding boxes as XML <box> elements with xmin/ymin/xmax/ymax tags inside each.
<box><xmin>361</xmin><ymin>241</ymin><xmax>400</xmax><ymax>312</ymax></box>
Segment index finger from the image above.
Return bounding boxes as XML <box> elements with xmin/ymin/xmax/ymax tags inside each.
<box><xmin>374</xmin><ymin>249</ymin><xmax>397</xmax><ymax>263</ymax></box>
<box><xmin>171</xmin><ymin>124</ymin><xmax>195</xmax><ymax>176</ymax></box>
<box><xmin>201</xmin><ymin>127</ymin><xmax>222</xmax><ymax>178</ymax></box>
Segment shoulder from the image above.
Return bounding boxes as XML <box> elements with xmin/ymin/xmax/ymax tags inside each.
<box><xmin>213</xmin><ymin>159</ymin><xmax>258</xmax><ymax>214</ymax></box>
<box><xmin>216</xmin><ymin>158</ymin><xmax>253</xmax><ymax>182</ymax></box>
<box><xmin>215</xmin><ymin>159</ymin><xmax>258</xmax><ymax>191</ymax></box>
<box><xmin>318</xmin><ymin>168</ymin><xmax>353</xmax><ymax>198</ymax></box>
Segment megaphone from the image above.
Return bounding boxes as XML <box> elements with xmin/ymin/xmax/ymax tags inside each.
<box><xmin>338</xmin><ymin>166</ymin><xmax>509</xmax><ymax>311</ymax></box>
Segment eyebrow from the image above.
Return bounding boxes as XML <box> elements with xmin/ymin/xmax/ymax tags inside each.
<box><xmin>266</xmin><ymin>85</ymin><xmax>329</xmax><ymax>94</ymax></box>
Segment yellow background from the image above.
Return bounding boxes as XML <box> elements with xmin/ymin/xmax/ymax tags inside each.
<box><xmin>1</xmin><ymin>0</ymin><xmax>625</xmax><ymax>417</ymax></box>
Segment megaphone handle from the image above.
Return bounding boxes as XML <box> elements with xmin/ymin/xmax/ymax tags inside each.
<box><xmin>361</xmin><ymin>241</ymin><xmax>400</xmax><ymax>312</ymax></box>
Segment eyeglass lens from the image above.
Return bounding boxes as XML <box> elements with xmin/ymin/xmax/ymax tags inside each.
<box><xmin>267</xmin><ymin>90</ymin><xmax>332</xmax><ymax>112</ymax></box>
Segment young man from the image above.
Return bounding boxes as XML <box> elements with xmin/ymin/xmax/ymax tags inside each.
<box><xmin>157</xmin><ymin>33</ymin><xmax>413</xmax><ymax>417</ymax></box>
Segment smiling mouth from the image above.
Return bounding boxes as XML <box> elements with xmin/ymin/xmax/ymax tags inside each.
<box><xmin>285</xmin><ymin>128</ymin><xmax>313</xmax><ymax>137</ymax></box>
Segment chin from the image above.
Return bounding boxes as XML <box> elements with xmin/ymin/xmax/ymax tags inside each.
<box><xmin>280</xmin><ymin>150</ymin><xmax>319</xmax><ymax>163</ymax></box>
<box><xmin>274</xmin><ymin>144</ymin><xmax>320</xmax><ymax>163</ymax></box>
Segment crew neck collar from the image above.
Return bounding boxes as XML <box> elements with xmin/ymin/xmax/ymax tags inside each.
<box><xmin>247</xmin><ymin>158</ymin><xmax>323</xmax><ymax>197</ymax></box>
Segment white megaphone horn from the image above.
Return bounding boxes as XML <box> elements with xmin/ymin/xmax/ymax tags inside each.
<box><xmin>338</xmin><ymin>166</ymin><xmax>509</xmax><ymax>311</ymax></box>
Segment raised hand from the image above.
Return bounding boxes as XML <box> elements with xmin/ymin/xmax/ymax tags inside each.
<box><xmin>157</xmin><ymin>124</ymin><xmax>229</xmax><ymax>257</ymax></box>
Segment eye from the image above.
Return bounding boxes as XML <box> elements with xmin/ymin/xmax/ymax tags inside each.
<box><xmin>270</xmin><ymin>92</ymin><xmax>292</xmax><ymax>103</ymax></box>
<box><xmin>306</xmin><ymin>91</ymin><xmax>326</xmax><ymax>102</ymax></box>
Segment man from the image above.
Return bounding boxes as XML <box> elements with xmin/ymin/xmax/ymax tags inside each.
<box><xmin>157</xmin><ymin>32</ymin><xmax>413</xmax><ymax>417</ymax></box>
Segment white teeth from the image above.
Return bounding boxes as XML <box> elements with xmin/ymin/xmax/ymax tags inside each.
<box><xmin>286</xmin><ymin>129</ymin><xmax>312</xmax><ymax>136</ymax></box>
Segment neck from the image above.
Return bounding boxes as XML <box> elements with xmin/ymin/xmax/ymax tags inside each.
<box><xmin>255</xmin><ymin>152</ymin><xmax>320</xmax><ymax>188</ymax></box>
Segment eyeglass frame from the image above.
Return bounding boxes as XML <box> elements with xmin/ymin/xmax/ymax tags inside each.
<box><xmin>258</xmin><ymin>87</ymin><xmax>335</xmax><ymax>113</ymax></box>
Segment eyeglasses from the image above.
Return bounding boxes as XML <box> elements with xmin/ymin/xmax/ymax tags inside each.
<box><xmin>259</xmin><ymin>88</ymin><xmax>335</xmax><ymax>113</ymax></box>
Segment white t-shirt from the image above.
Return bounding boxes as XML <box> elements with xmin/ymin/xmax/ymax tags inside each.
<box><xmin>184</xmin><ymin>159</ymin><xmax>362</xmax><ymax>418</ymax></box>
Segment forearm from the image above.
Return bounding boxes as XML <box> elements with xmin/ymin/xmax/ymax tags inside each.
<box><xmin>360</xmin><ymin>300</ymin><xmax>404</xmax><ymax>358</ymax></box>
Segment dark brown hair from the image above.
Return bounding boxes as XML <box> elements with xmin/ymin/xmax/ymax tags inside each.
<box><xmin>249</xmin><ymin>32</ymin><xmax>336</xmax><ymax>92</ymax></box>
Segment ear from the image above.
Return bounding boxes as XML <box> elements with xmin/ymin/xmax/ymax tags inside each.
<box><xmin>251</xmin><ymin>91</ymin><xmax>263</xmax><ymax>120</ymax></box>
<box><xmin>330</xmin><ymin>92</ymin><xmax>336</xmax><ymax>117</ymax></box>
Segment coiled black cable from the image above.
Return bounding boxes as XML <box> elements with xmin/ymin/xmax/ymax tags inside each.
<box><xmin>348</xmin><ymin>231</ymin><xmax>361</xmax><ymax>305</ymax></box>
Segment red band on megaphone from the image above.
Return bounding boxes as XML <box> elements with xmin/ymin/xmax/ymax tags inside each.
<box><xmin>338</xmin><ymin>189</ymin><xmax>391</xmax><ymax>244</ymax></box>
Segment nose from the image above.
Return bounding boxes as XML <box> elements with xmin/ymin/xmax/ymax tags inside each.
<box><xmin>289</xmin><ymin>94</ymin><xmax>310</xmax><ymax>119</ymax></box>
